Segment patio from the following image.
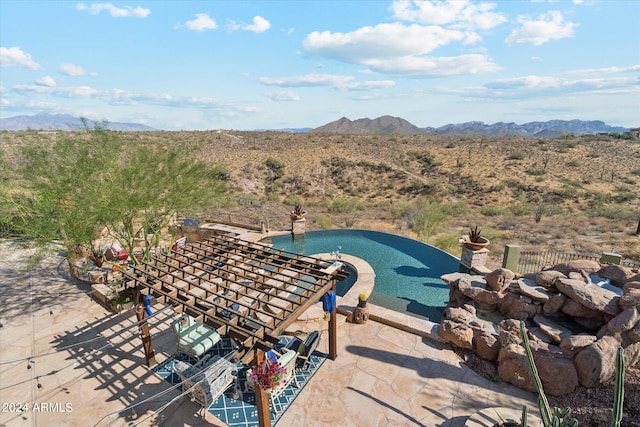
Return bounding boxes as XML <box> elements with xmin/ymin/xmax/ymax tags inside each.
<box><xmin>0</xmin><ymin>238</ymin><xmax>539</xmax><ymax>427</ymax></box>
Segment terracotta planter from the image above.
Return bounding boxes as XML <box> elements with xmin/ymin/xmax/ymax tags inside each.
<box><xmin>460</xmin><ymin>236</ymin><xmax>490</xmax><ymax>251</ymax></box>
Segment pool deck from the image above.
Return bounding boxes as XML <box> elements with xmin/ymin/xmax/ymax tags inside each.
<box><xmin>0</xmin><ymin>230</ymin><xmax>540</xmax><ymax>427</ymax></box>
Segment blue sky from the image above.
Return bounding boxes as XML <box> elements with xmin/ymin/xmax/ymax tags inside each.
<box><xmin>1</xmin><ymin>0</ymin><xmax>638</xmax><ymax>130</ymax></box>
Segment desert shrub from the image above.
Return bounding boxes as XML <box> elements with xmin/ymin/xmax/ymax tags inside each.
<box><xmin>631</xmin><ymin>167</ymin><xmax>640</xmax><ymax>176</ymax></box>
<box><xmin>401</xmin><ymin>198</ymin><xmax>449</xmax><ymax>239</ymax></box>
<box><xmin>328</xmin><ymin>198</ymin><xmax>366</xmax><ymax>213</ymax></box>
<box><xmin>429</xmin><ymin>231</ymin><xmax>462</xmax><ymax>255</ymax></box>
<box><xmin>554</xmin><ymin>184</ymin><xmax>579</xmax><ymax>200</ymax></box>
<box><xmin>588</xmin><ymin>204</ymin><xmax>637</xmax><ymax>220</ymax></box>
<box><xmin>566</xmin><ymin>159</ymin><xmax>580</xmax><ymax>167</ymax></box>
<box><xmin>441</xmin><ymin>200</ymin><xmax>471</xmax><ymax>216</ymax></box>
<box><xmin>508</xmin><ymin>201</ymin><xmax>535</xmax><ymax>216</ymax></box>
<box><xmin>283</xmin><ymin>194</ymin><xmax>303</xmax><ymax>206</ymax></box>
<box><xmin>479</xmin><ymin>204</ymin><xmax>508</xmax><ymax>216</ymax></box>
<box><xmin>317</xmin><ymin>215</ymin><xmax>332</xmax><ymax>229</ymax></box>
<box><xmin>508</xmin><ymin>151</ymin><xmax>526</xmax><ymax>160</ymax></box>
<box><xmin>526</xmin><ymin>168</ymin><xmax>546</xmax><ymax>176</ymax></box>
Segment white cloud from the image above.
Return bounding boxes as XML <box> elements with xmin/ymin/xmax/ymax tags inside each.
<box><xmin>565</xmin><ymin>65</ymin><xmax>640</xmax><ymax>75</ymax></box>
<box><xmin>304</xmin><ymin>23</ymin><xmax>466</xmax><ymax>62</ymax></box>
<box><xmin>60</xmin><ymin>63</ymin><xmax>96</xmax><ymax>76</ymax></box>
<box><xmin>35</xmin><ymin>76</ymin><xmax>57</xmax><ymax>87</ymax></box>
<box><xmin>264</xmin><ymin>90</ymin><xmax>300</xmax><ymax>102</ymax></box>
<box><xmin>243</xmin><ymin>16</ymin><xmax>270</xmax><ymax>33</ymax></box>
<box><xmin>303</xmin><ymin>22</ymin><xmax>500</xmax><ymax>77</ymax></box>
<box><xmin>183</xmin><ymin>13</ymin><xmax>217</xmax><ymax>31</ymax></box>
<box><xmin>391</xmin><ymin>0</ymin><xmax>507</xmax><ymax>31</ymax></box>
<box><xmin>76</xmin><ymin>2</ymin><xmax>150</xmax><ymax>18</ymax></box>
<box><xmin>258</xmin><ymin>73</ymin><xmax>395</xmax><ymax>91</ymax></box>
<box><xmin>505</xmin><ymin>11</ymin><xmax>576</xmax><ymax>46</ymax></box>
<box><xmin>367</xmin><ymin>54</ymin><xmax>501</xmax><ymax>77</ymax></box>
<box><xmin>0</xmin><ymin>46</ymin><xmax>41</xmax><ymax>69</ymax></box>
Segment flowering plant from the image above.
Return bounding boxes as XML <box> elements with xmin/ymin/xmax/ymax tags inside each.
<box><xmin>250</xmin><ymin>357</ymin><xmax>287</xmax><ymax>390</ymax></box>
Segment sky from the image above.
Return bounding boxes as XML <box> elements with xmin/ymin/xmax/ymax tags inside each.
<box><xmin>1</xmin><ymin>0</ymin><xmax>639</xmax><ymax>131</ymax></box>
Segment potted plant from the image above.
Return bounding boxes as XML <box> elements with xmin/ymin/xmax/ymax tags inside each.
<box><xmin>353</xmin><ymin>293</ymin><xmax>369</xmax><ymax>324</ymax></box>
<box><xmin>290</xmin><ymin>204</ymin><xmax>307</xmax><ymax>220</ymax></box>
<box><xmin>459</xmin><ymin>226</ymin><xmax>490</xmax><ymax>250</ymax></box>
<box><xmin>249</xmin><ymin>357</ymin><xmax>288</xmax><ymax>391</ymax></box>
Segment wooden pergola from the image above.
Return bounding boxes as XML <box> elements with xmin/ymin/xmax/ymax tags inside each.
<box><xmin>121</xmin><ymin>233</ymin><xmax>348</xmax><ymax>426</ymax></box>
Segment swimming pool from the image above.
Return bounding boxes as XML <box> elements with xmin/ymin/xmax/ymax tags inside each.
<box><xmin>264</xmin><ymin>229</ymin><xmax>460</xmax><ymax>322</ymax></box>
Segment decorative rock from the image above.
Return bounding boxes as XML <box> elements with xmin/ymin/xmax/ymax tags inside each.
<box><xmin>516</xmin><ymin>279</ymin><xmax>550</xmax><ymax>302</ymax></box>
<box><xmin>624</xmin><ymin>342</ymin><xmax>640</xmax><ymax>367</ymax></box>
<box><xmin>497</xmin><ymin>343</ymin><xmax>536</xmax><ymax>392</ymax></box>
<box><xmin>473</xmin><ymin>330</ymin><xmax>500</xmax><ymax>361</ymax></box>
<box><xmin>439</xmin><ymin>320</ymin><xmax>473</xmax><ymax>349</ymax></box>
<box><xmin>551</xmin><ymin>260</ymin><xmax>601</xmax><ymax>275</ymax></box>
<box><xmin>543</xmin><ymin>293</ymin><xmax>566</xmax><ymax>317</ymax></box>
<box><xmin>498</xmin><ymin>293</ymin><xmax>540</xmax><ymax>320</ymax></box>
<box><xmin>619</xmin><ymin>287</ymin><xmax>640</xmax><ymax>310</ymax></box>
<box><xmin>574</xmin><ymin>316</ymin><xmax>606</xmax><ymax>332</ymax></box>
<box><xmin>443</xmin><ymin>307</ymin><xmax>476</xmax><ymax>324</ymax></box>
<box><xmin>562</xmin><ymin>298</ymin><xmax>603</xmax><ymax>319</ymax></box>
<box><xmin>574</xmin><ymin>335</ymin><xmax>621</xmax><ymax>388</ymax></box>
<box><xmin>555</xmin><ymin>277</ymin><xmax>621</xmax><ymax>316</ymax></box>
<box><xmin>626</xmin><ymin>322</ymin><xmax>640</xmax><ymax>344</ymax></box>
<box><xmin>529</xmin><ymin>327</ymin><xmax>554</xmax><ymax>344</ymax></box>
<box><xmin>462</xmin><ymin>302</ymin><xmax>477</xmax><ymax>315</ymax></box>
<box><xmin>623</xmin><ymin>281</ymin><xmax>640</xmax><ymax>292</ymax></box>
<box><xmin>608</xmin><ymin>307</ymin><xmax>640</xmax><ymax>333</ymax></box>
<box><xmin>485</xmin><ymin>268</ymin><xmax>515</xmax><ymax>292</ymax></box>
<box><xmin>498</xmin><ymin>319</ymin><xmax>523</xmax><ymax>346</ymax></box>
<box><xmin>536</xmin><ymin>270</ymin><xmax>565</xmax><ymax>288</ymax></box>
<box><xmin>560</xmin><ymin>334</ymin><xmax>597</xmax><ymax>353</ymax></box>
<box><xmin>534</xmin><ymin>351</ymin><xmax>579</xmax><ymax>396</ymax></box>
<box><xmin>597</xmin><ymin>265</ymin><xmax>636</xmax><ymax>285</ymax></box>
<box><xmin>533</xmin><ymin>314</ymin><xmax>573</xmax><ymax>343</ymax></box>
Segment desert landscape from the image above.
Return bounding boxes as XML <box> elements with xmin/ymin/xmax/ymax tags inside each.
<box><xmin>2</xmin><ymin>129</ymin><xmax>639</xmax><ymax>268</ymax></box>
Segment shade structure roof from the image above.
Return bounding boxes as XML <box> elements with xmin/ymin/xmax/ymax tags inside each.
<box><xmin>121</xmin><ymin>234</ymin><xmax>347</xmax><ymax>363</ymax></box>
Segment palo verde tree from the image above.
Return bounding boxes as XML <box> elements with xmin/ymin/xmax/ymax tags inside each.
<box><xmin>6</xmin><ymin>121</ymin><xmax>228</xmax><ymax>265</ymax></box>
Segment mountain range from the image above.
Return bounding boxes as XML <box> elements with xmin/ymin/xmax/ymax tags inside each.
<box><xmin>0</xmin><ymin>114</ymin><xmax>156</xmax><ymax>132</ymax></box>
<box><xmin>0</xmin><ymin>113</ymin><xmax>631</xmax><ymax>137</ymax></box>
<box><xmin>311</xmin><ymin>115</ymin><xmax>630</xmax><ymax>137</ymax></box>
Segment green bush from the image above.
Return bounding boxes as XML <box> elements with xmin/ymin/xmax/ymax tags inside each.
<box><xmin>328</xmin><ymin>198</ymin><xmax>366</xmax><ymax>213</ymax></box>
<box><xmin>508</xmin><ymin>151</ymin><xmax>526</xmax><ymax>160</ymax></box>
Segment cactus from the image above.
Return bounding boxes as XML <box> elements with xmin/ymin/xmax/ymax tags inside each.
<box><xmin>611</xmin><ymin>347</ymin><xmax>625</xmax><ymax>427</ymax></box>
<box><xmin>521</xmin><ymin>406</ymin><xmax>528</xmax><ymax>427</ymax></box>
<box><xmin>520</xmin><ymin>321</ymin><xmax>578</xmax><ymax>427</ymax></box>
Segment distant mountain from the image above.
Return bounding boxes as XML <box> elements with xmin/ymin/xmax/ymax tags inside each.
<box><xmin>313</xmin><ymin>115</ymin><xmax>423</xmax><ymax>135</ymax></box>
<box><xmin>0</xmin><ymin>114</ymin><xmax>156</xmax><ymax>131</ymax></box>
<box><xmin>313</xmin><ymin>116</ymin><xmax>630</xmax><ymax>137</ymax></box>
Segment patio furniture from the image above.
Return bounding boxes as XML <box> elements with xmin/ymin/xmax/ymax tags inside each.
<box><xmin>173</xmin><ymin>314</ymin><xmax>221</xmax><ymax>361</ymax></box>
<box><xmin>285</xmin><ymin>330</ymin><xmax>320</xmax><ymax>371</ymax></box>
<box><xmin>244</xmin><ymin>348</ymin><xmax>299</xmax><ymax>413</ymax></box>
<box><xmin>173</xmin><ymin>354</ymin><xmax>240</xmax><ymax>410</ymax></box>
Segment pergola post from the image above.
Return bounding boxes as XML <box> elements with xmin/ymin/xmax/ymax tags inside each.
<box><xmin>329</xmin><ymin>282</ymin><xmax>337</xmax><ymax>360</ymax></box>
<box><xmin>253</xmin><ymin>349</ymin><xmax>271</xmax><ymax>427</ymax></box>
<box><xmin>135</xmin><ymin>303</ymin><xmax>156</xmax><ymax>367</ymax></box>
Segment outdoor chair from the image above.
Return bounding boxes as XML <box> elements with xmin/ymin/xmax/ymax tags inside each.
<box><xmin>244</xmin><ymin>348</ymin><xmax>299</xmax><ymax>414</ymax></box>
<box><xmin>172</xmin><ymin>314</ymin><xmax>221</xmax><ymax>361</ymax></box>
<box><xmin>173</xmin><ymin>354</ymin><xmax>239</xmax><ymax>411</ymax></box>
<box><xmin>284</xmin><ymin>330</ymin><xmax>320</xmax><ymax>371</ymax></box>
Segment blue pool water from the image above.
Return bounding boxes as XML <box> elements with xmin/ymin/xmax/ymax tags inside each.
<box><xmin>264</xmin><ymin>229</ymin><xmax>460</xmax><ymax>322</ymax></box>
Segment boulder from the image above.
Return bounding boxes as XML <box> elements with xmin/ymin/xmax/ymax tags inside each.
<box><xmin>443</xmin><ymin>306</ymin><xmax>477</xmax><ymax>324</ymax></box>
<box><xmin>623</xmin><ymin>281</ymin><xmax>640</xmax><ymax>292</ymax></box>
<box><xmin>608</xmin><ymin>307</ymin><xmax>640</xmax><ymax>333</ymax></box>
<box><xmin>619</xmin><ymin>286</ymin><xmax>640</xmax><ymax>310</ymax></box>
<box><xmin>555</xmin><ymin>277</ymin><xmax>621</xmax><ymax>316</ymax></box>
<box><xmin>529</xmin><ymin>327</ymin><xmax>554</xmax><ymax>344</ymax></box>
<box><xmin>497</xmin><ymin>343</ymin><xmax>536</xmax><ymax>392</ymax></box>
<box><xmin>533</xmin><ymin>314</ymin><xmax>573</xmax><ymax>343</ymax></box>
<box><xmin>498</xmin><ymin>318</ymin><xmax>523</xmax><ymax>347</ymax></box>
<box><xmin>624</xmin><ymin>342</ymin><xmax>640</xmax><ymax>367</ymax></box>
<box><xmin>574</xmin><ymin>316</ymin><xmax>606</xmax><ymax>332</ymax></box>
<box><xmin>516</xmin><ymin>279</ymin><xmax>550</xmax><ymax>303</ymax></box>
<box><xmin>574</xmin><ymin>335</ymin><xmax>621</xmax><ymax>387</ymax></box>
<box><xmin>560</xmin><ymin>334</ymin><xmax>597</xmax><ymax>353</ymax></box>
<box><xmin>597</xmin><ymin>265</ymin><xmax>636</xmax><ymax>286</ymax></box>
<box><xmin>551</xmin><ymin>260</ymin><xmax>601</xmax><ymax>276</ymax></box>
<box><xmin>486</xmin><ymin>268</ymin><xmax>515</xmax><ymax>292</ymax></box>
<box><xmin>473</xmin><ymin>330</ymin><xmax>500</xmax><ymax>361</ymax></box>
<box><xmin>561</xmin><ymin>298</ymin><xmax>602</xmax><ymax>318</ymax></box>
<box><xmin>439</xmin><ymin>320</ymin><xmax>473</xmax><ymax>349</ymax></box>
<box><xmin>536</xmin><ymin>270</ymin><xmax>565</xmax><ymax>288</ymax></box>
<box><xmin>543</xmin><ymin>293</ymin><xmax>566</xmax><ymax>317</ymax></box>
<box><xmin>533</xmin><ymin>351</ymin><xmax>579</xmax><ymax>396</ymax></box>
<box><xmin>498</xmin><ymin>293</ymin><xmax>540</xmax><ymax>320</ymax></box>
<box><xmin>626</xmin><ymin>322</ymin><xmax>640</xmax><ymax>344</ymax></box>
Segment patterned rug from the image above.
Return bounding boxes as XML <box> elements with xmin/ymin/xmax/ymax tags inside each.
<box><xmin>155</xmin><ymin>335</ymin><xmax>327</xmax><ymax>426</ymax></box>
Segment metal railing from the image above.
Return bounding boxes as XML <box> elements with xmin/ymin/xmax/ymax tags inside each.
<box><xmin>516</xmin><ymin>250</ymin><xmax>601</xmax><ymax>275</ymax></box>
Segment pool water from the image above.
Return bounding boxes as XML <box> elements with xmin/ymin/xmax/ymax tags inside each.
<box><xmin>264</xmin><ymin>229</ymin><xmax>460</xmax><ymax>322</ymax></box>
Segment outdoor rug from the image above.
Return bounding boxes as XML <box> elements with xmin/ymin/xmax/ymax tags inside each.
<box><xmin>155</xmin><ymin>335</ymin><xmax>327</xmax><ymax>426</ymax></box>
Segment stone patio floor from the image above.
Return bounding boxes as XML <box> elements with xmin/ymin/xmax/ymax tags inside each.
<box><xmin>0</xmin><ymin>238</ymin><xmax>539</xmax><ymax>427</ymax></box>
